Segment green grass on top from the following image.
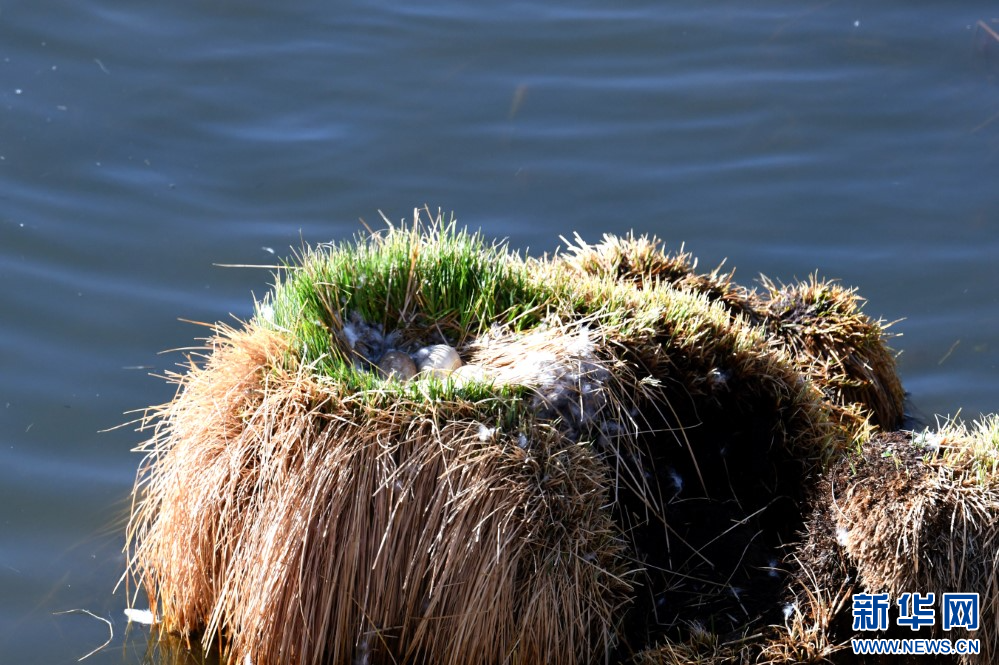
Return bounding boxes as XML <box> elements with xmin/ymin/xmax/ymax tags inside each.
<box><xmin>252</xmin><ymin>212</ymin><xmax>811</xmax><ymax>398</ymax></box>
<box><xmin>256</xmin><ymin>213</ymin><xmax>554</xmax><ymax>379</ymax></box>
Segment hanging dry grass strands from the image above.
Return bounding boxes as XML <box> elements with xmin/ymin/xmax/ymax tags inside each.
<box><xmin>127</xmin><ymin>210</ymin><xmax>995</xmax><ymax>664</ymax></box>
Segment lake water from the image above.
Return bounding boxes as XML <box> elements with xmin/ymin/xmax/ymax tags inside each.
<box><xmin>2</xmin><ymin>1</ymin><xmax>997</xmax><ymax>662</ymax></box>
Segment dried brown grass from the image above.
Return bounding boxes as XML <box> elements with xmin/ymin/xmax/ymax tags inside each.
<box><xmin>755</xmin><ymin>560</ymin><xmax>851</xmax><ymax>665</ymax></box>
<box><xmin>558</xmin><ymin>231</ymin><xmax>759</xmax><ymax>321</ymax></box>
<box><xmin>631</xmin><ymin>623</ymin><xmax>749</xmax><ymax>665</ymax></box>
<box><xmin>127</xmin><ymin>322</ymin><xmax>633</xmax><ymax>665</ymax></box>
<box><xmin>631</xmin><ymin>573</ymin><xmax>850</xmax><ymax>665</ymax></box>
<box><xmin>760</xmin><ymin>276</ymin><xmax>904</xmax><ymax>434</ymax></box>
<box><xmin>630</xmin><ymin>557</ymin><xmax>853</xmax><ymax>665</ymax></box>
<box><xmin>126</xmin><ymin>322</ymin><xmax>291</xmax><ymax>634</ymax></box>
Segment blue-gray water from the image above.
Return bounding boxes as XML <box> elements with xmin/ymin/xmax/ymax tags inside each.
<box><xmin>2</xmin><ymin>1</ymin><xmax>997</xmax><ymax>662</ymax></box>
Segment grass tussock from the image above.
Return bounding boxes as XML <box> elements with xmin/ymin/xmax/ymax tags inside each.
<box><xmin>760</xmin><ymin>275</ymin><xmax>904</xmax><ymax>435</ymax></box>
<box><xmin>126</xmin><ymin>211</ymin><xmax>920</xmax><ymax>664</ymax></box>
<box><xmin>558</xmin><ymin>231</ymin><xmax>759</xmax><ymax>321</ymax></box>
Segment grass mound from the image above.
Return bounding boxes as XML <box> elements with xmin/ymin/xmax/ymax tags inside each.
<box><xmin>126</xmin><ymin>211</ymin><xmax>936</xmax><ymax>664</ymax></box>
<box><xmin>759</xmin><ymin>275</ymin><xmax>905</xmax><ymax>434</ymax></box>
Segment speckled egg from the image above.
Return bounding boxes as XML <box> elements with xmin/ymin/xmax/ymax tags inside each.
<box><xmin>377</xmin><ymin>350</ymin><xmax>418</xmax><ymax>381</ymax></box>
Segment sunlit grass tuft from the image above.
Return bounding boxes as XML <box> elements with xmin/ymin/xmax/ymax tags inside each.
<box><xmin>257</xmin><ymin>210</ymin><xmax>551</xmax><ymax>381</ymax></box>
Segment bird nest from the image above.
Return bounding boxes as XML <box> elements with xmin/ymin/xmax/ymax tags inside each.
<box><xmin>125</xmin><ymin>211</ymin><xmax>996</xmax><ymax>665</ymax></box>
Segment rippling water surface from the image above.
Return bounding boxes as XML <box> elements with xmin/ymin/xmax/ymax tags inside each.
<box><xmin>2</xmin><ymin>1</ymin><xmax>998</xmax><ymax>662</ymax></box>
